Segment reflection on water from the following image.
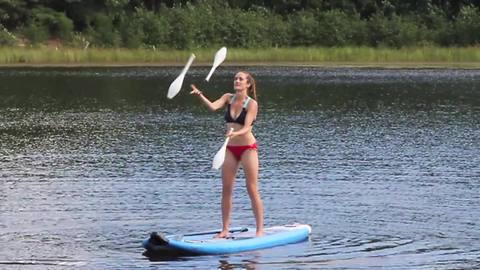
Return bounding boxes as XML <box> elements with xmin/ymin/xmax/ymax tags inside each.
<box><xmin>0</xmin><ymin>67</ymin><xmax>479</xmax><ymax>269</ymax></box>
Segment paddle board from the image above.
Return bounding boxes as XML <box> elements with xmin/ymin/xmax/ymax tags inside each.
<box><xmin>142</xmin><ymin>223</ymin><xmax>312</xmax><ymax>256</ymax></box>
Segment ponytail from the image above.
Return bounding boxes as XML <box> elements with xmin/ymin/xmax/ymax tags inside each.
<box><xmin>241</xmin><ymin>71</ymin><xmax>257</xmax><ymax>101</ymax></box>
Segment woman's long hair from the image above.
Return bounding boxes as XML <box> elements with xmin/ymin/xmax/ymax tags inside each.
<box><xmin>240</xmin><ymin>71</ymin><xmax>257</xmax><ymax>101</ymax></box>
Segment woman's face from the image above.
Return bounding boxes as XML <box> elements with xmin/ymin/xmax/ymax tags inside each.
<box><xmin>233</xmin><ymin>72</ymin><xmax>250</xmax><ymax>92</ymax></box>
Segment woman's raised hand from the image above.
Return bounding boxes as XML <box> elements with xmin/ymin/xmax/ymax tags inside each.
<box><xmin>190</xmin><ymin>84</ymin><xmax>202</xmax><ymax>96</ymax></box>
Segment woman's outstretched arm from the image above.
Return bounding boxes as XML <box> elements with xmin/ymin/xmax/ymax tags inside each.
<box><xmin>190</xmin><ymin>84</ymin><xmax>229</xmax><ymax>111</ymax></box>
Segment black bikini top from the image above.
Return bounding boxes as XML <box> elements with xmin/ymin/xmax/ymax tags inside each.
<box><xmin>224</xmin><ymin>94</ymin><xmax>254</xmax><ymax>126</ymax></box>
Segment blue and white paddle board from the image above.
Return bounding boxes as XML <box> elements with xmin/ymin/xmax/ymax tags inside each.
<box><xmin>143</xmin><ymin>223</ymin><xmax>312</xmax><ymax>256</ymax></box>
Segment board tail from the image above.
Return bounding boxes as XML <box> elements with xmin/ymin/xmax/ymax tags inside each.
<box><xmin>149</xmin><ymin>232</ymin><xmax>169</xmax><ymax>245</ymax></box>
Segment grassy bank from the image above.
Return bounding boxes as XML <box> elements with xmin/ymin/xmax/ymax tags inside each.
<box><xmin>1</xmin><ymin>47</ymin><xmax>479</xmax><ymax>68</ymax></box>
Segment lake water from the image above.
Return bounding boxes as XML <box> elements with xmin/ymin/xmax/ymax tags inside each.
<box><xmin>0</xmin><ymin>66</ymin><xmax>479</xmax><ymax>269</ymax></box>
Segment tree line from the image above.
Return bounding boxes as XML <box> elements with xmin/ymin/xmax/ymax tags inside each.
<box><xmin>1</xmin><ymin>0</ymin><xmax>480</xmax><ymax>48</ymax></box>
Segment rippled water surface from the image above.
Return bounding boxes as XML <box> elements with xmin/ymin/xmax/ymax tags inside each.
<box><xmin>1</xmin><ymin>66</ymin><xmax>479</xmax><ymax>269</ymax></box>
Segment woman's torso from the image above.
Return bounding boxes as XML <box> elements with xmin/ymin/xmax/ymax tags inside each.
<box><xmin>225</xmin><ymin>94</ymin><xmax>256</xmax><ymax>146</ymax></box>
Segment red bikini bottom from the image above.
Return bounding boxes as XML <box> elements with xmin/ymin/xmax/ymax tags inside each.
<box><xmin>226</xmin><ymin>143</ymin><xmax>258</xmax><ymax>161</ymax></box>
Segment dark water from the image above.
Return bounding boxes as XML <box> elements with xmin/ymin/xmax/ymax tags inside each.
<box><xmin>0</xmin><ymin>66</ymin><xmax>479</xmax><ymax>269</ymax></box>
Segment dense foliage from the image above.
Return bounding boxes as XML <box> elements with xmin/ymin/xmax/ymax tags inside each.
<box><xmin>1</xmin><ymin>0</ymin><xmax>480</xmax><ymax>48</ymax></box>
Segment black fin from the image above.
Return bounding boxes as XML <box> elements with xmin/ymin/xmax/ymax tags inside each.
<box><xmin>149</xmin><ymin>232</ymin><xmax>169</xmax><ymax>245</ymax></box>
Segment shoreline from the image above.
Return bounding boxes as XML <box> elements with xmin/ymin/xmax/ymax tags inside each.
<box><xmin>1</xmin><ymin>61</ymin><xmax>479</xmax><ymax>69</ymax></box>
<box><xmin>1</xmin><ymin>46</ymin><xmax>479</xmax><ymax>69</ymax></box>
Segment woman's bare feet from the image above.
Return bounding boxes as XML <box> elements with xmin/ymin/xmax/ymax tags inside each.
<box><xmin>214</xmin><ymin>230</ymin><xmax>229</xmax><ymax>238</ymax></box>
<box><xmin>255</xmin><ymin>231</ymin><xmax>264</xmax><ymax>237</ymax></box>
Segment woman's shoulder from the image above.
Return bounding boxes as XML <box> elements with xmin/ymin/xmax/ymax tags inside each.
<box><xmin>218</xmin><ymin>93</ymin><xmax>232</xmax><ymax>101</ymax></box>
<box><xmin>221</xmin><ymin>93</ymin><xmax>236</xmax><ymax>103</ymax></box>
<box><xmin>246</xmin><ymin>97</ymin><xmax>258</xmax><ymax>109</ymax></box>
<box><xmin>221</xmin><ymin>93</ymin><xmax>234</xmax><ymax>98</ymax></box>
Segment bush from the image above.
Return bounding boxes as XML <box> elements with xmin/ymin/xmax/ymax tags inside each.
<box><xmin>288</xmin><ymin>11</ymin><xmax>318</xmax><ymax>46</ymax></box>
<box><xmin>0</xmin><ymin>25</ymin><xmax>17</xmax><ymax>46</ymax></box>
<box><xmin>23</xmin><ymin>23</ymin><xmax>49</xmax><ymax>45</ymax></box>
<box><xmin>139</xmin><ymin>10</ymin><xmax>169</xmax><ymax>48</ymax></box>
<box><xmin>226</xmin><ymin>10</ymin><xmax>271</xmax><ymax>48</ymax></box>
<box><xmin>85</xmin><ymin>13</ymin><xmax>120</xmax><ymax>47</ymax></box>
<box><xmin>367</xmin><ymin>13</ymin><xmax>424</xmax><ymax>48</ymax></box>
<box><xmin>54</xmin><ymin>13</ymin><xmax>74</xmax><ymax>41</ymax></box>
<box><xmin>118</xmin><ymin>10</ymin><xmax>145</xmax><ymax>48</ymax></box>
<box><xmin>29</xmin><ymin>7</ymin><xmax>74</xmax><ymax>41</ymax></box>
<box><xmin>164</xmin><ymin>6</ymin><xmax>195</xmax><ymax>49</ymax></box>
<box><xmin>188</xmin><ymin>1</ymin><xmax>223</xmax><ymax>48</ymax></box>
<box><xmin>4</xmin><ymin>1</ymin><xmax>480</xmax><ymax>49</ymax></box>
<box><xmin>69</xmin><ymin>32</ymin><xmax>90</xmax><ymax>48</ymax></box>
<box><xmin>453</xmin><ymin>5</ymin><xmax>480</xmax><ymax>46</ymax></box>
<box><xmin>316</xmin><ymin>10</ymin><xmax>367</xmax><ymax>46</ymax></box>
<box><xmin>266</xmin><ymin>13</ymin><xmax>291</xmax><ymax>47</ymax></box>
<box><xmin>245</xmin><ymin>6</ymin><xmax>286</xmax><ymax>48</ymax></box>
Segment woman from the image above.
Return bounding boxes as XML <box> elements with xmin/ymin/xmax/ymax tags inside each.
<box><xmin>190</xmin><ymin>71</ymin><xmax>264</xmax><ymax>237</ymax></box>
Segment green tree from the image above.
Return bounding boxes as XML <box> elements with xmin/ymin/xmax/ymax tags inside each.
<box><xmin>118</xmin><ymin>10</ymin><xmax>145</xmax><ymax>48</ymax></box>
<box><xmin>85</xmin><ymin>13</ymin><xmax>120</xmax><ymax>47</ymax></box>
<box><xmin>288</xmin><ymin>10</ymin><xmax>318</xmax><ymax>46</ymax></box>
<box><xmin>0</xmin><ymin>24</ymin><xmax>17</xmax><ymax>45</ymax></box>
<box><xmin>138</xmin><ymin>9</ymin><xmax>169</xmax><ymax>48</ymax></box>
<box><xmin>164</xmin><ymin>5</ymin><xmax>195</xmax><ymax>49</ymax></box>
<box><xmin>316</xmin><ymin>10</ymin><xmax>367</xmax><ymax>46</ymax></box>
<box><xmin>367</xmin><ymin>12</ymin><xmax>424</xmax><ymax>47</ymax></box>
<box><xmin>453</xmin><ymin>5</ymin><xmax>480</xmax><ymax>45</ymax></box>
<box><xmin>0</xmin><ymin>0</ymin><xmax>28</xmax><ymax>29</ymax></box>
<box><xmin>23</xmin><ymin>23</ymin><xmax>49</xmax><ymax>45</ymax></box>
<box><xmin>265</xmin><ymin>12</ymin><xmax>291</xmax><ymax>47</ymax></box>
<box><xmin>1</xmin><ymin>0</ymin><xmax>480</xmax><ymax>48</ymax></box>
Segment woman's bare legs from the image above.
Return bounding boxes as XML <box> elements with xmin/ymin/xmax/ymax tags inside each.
<box><xmin>241</xmin><ymin>149</ymin><xmax>264</xmax><ymax>237</ymax></box>
<box><xmin>216</xmin><ymin>151</ymin><xmax>240</xmax><ymax>238</ymax></box>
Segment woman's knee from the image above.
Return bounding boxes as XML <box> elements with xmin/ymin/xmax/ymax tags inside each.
<box><xmin>222</xmin><ymin>182</ymin><xmax>234</xmax><ymax>194</ymax></box>
<box><xmin>246</xmin><ymin>182</ymin><xmax>260</xmax><ymax>196</ymax></box>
